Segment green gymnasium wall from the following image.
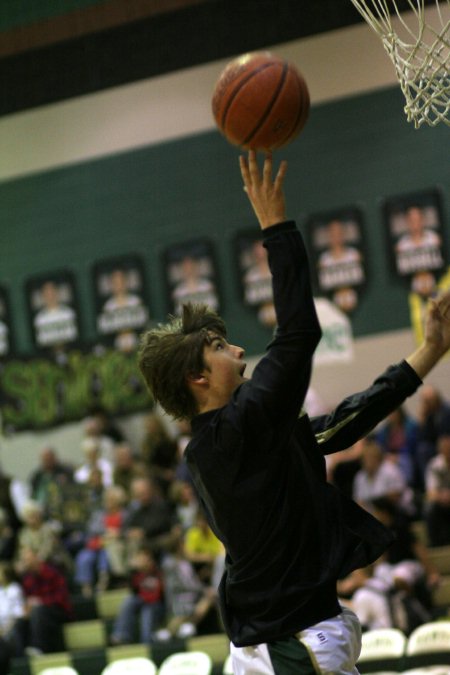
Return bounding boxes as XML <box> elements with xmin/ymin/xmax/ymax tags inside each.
<box><xmin>0</xmin><ymin>0</ymin><xmax>106</xmax><ymax>31</ymax></box>
<box><xmin>1</xmin><ymin>85</ymin><xmax>449</xmax><ymax>358</ymax></box>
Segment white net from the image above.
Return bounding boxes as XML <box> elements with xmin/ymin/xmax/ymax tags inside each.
<box><xmin>349</xmin><ymin>0</ymin><xmax>450</xmax><ymax>127</ymax></box>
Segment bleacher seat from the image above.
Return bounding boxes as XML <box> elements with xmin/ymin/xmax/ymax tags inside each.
<box><xmin>356</xmin><ymin>628</ymin><xmax>407</xmax><ymax>673</ymax></box>
<box><xmin>222</xmin><ymin>654</ymin><xmax>233</xmax><ymax>674</ymax></box>
<box><xmin>158</xmin><ymin>651</ymin><xmax>212</xmax><ymax>675</ymax></box>
<box><xmin>432</xmin><ymin>578</ymin><xmax>450</xmax><ymax>613</ymax></box>
<box><xmin>427</xmin><ymin>546</ymin><xmax>450</xmax><ymax>575</ymax></box>
<box><xmin>63</xmin><ymin>620</ymin><xmax>107</xmax><ymax>652</ymax></box>
<box><xmin>100</xmin><ymin>657</ymin><xmax>157</xmax><ymax>675</ymax></box>
<box><xmin>106</xmin><ymin>644</ymin><xmax>150</xmax><ymax>663</ymax></box>
<box><xmin>404</xmin><ymin>620</ymin><xmax>450</xmax><ymax>669</ymax></box>
<box><xmin>28</xmin><ymin>652</ymin><xmax>72</xmax><ymax>675</ymax></box>
<box><xmin>402</xmin><ymin>668</ymin><xmax>450</xmax><ymax>674</ymax></box>
<box><xmin>186</xmin><ymin>634</ymin><xmax>229</xmax><ymax>669</ymax></box>
<box><xmin>96</xmin><ymin>589</ymin><xmax>129</xmax><ymax>621</ymax></box>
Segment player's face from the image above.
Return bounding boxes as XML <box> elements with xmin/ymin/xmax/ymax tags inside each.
<box><xmin>201</xmin><ymin>334</ymin><xmax>246</xmax><ymax>403</ymax></box>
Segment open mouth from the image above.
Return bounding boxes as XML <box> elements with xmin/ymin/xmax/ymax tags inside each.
<box><xmin>240</xmin><ymin>363</ymin><xmax>247</xmax><ymax>376</ymax></box>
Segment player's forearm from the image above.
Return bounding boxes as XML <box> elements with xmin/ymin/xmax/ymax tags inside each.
<box><xmin>405</xmin><ymin>342</ymin><xmax>447</xmax><ymax>380</ymax></box>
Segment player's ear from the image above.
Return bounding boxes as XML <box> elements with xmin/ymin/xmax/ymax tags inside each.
<box><xmin>186</xmin><ymin>372</ymin><xmax>208</xmax><ymax>386</ymax></box>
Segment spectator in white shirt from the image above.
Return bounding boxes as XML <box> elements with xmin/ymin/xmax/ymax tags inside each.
<box><xmin>353</xmin><ymin>437</ymin><xmax>415</xmax><ymax>517</ymax></box>
<box><xmin>75</xmin><ymin>438</ymin><xmax>113</xmax><ymax>487</ymax></box>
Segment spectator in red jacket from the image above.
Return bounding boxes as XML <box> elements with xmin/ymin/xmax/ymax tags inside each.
<box><xmin>13</xmin><ymin>546</ymin><xmax>72</xmax><ymax>655</ymax></box>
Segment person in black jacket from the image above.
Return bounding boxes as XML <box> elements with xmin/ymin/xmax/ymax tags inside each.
<box><xmin>138</xmin><ymin>151</ymin><xmax>450</xmax><ymax>674</ymax></box>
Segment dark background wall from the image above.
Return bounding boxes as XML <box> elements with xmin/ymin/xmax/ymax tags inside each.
<box><xmin>2</xmin><ymin>85</ymin><xmax>448</xmax><ymax>356</ymax></box>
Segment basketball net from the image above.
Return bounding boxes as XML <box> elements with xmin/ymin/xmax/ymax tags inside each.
<box><xmin>349</xmin><ymin>0</ymin><xmax>449</xmax><ymax>127</ymax></box>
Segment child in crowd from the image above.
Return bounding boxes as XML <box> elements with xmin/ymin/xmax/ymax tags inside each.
<box><xmin>74</xmin><ymin>485</ymin><xmax>129</xmax><ymax>597</ymax></box>
<box><xmin>110</xmin><ymin>545</ymin><xmax>164</xmax><ymax>645</ymax></box>
<box><xmin>156</xmin><ymin>533</ymin><xmax>218</xmax><ymax>641</ymax></box>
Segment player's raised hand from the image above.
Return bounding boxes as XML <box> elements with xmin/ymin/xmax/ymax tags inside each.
<box><xmin>239</xmin><ymin>150</ymin><xmax>288</xmax><ymax>230</ymax></box>
<box><xmin>407</xmin><ymin>290</ymin><xmax>450</xmax><ymax>379</ymax></box>
<box><xmin>424</xmin><ymin>291</ymin><xmax>450</xmax><ymax>356</ymax></box>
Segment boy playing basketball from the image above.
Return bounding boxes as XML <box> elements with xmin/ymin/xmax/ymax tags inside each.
<box><xmin>138</xmin><ymin>152</ymin><xmax>450</xmax><ymax>674</ymax></box>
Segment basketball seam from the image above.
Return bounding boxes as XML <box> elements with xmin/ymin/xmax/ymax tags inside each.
<box><xmin>221</xmin><ymin>62</ymin><xmax>284</xmax><ymax>135</ymax></box>
<box><xmin>242</xmin><ymin>61</ymin><xmax>288</xmax><ymax>147</ymax></box>
<box><xmin>281</xmin><ymin>69</ymin><xmax>309</xmax><ymax>147</ymax></box>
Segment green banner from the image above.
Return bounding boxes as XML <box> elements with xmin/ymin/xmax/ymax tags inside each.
<box><xmin>0</xmin><ymin>347</ymin><xmax>152</xmax><ymax>434</ymax></box>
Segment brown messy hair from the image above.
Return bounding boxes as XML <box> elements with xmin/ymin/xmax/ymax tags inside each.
<box><xmin>138</xmin><ymin>303</ymin><xmax>226</xmax><ymax>420</ymax></box>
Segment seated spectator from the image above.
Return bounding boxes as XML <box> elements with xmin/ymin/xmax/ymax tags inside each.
<box><xmin>352</xmin><ymin>437</ymin><xmax>415</xmax><ymax>517</ymax></box>
<box><xmin>339</xmin><ymin>561</ymin><xmax>431</xmax><ymax>635</ymax></box>
<box><xmin>370</xmin><ymin>497</ymin><xmax>440</xmax><ymax>599</ymax></box>
<box><xmin>29</xmin><ymin>447</ymin><xmax>73</xmax><ymax>517</ymax></box>
<box><xmin>84</xmin><ymin>466</ymin><xmax>106</xmax><ymax>513</ymax></box>
<box><xmin>16</xmin><ymin>500</ymin><xmax>72</xmax><ymax>574</ymax></box>
<box><xmin>82</xmin><ymin>412</ymin><xmax>118</xmax><ymax>464</ymax></box>
<box><xmin>157</xmin><ymin>534</ymin><xmax>218</xmax><ymax>641</ymax></box>
<box><xmin>169</xmin><ymin>480</ymin><xmax>199</xmax><ymax>532</ymax></box>
<box><xmin>0</xmin><ymin>508</ymin><xmax>16</xmax><ymax>562</ymax></box>
<box><xmin>110</xmin><ymin>545</ymin><xmax>164</xmax><ymax>645</ymax></box>
<box><xmin>141</xmin><ymin>413</ymin><xmax>178</xmax><ymax>496</ymax></box>
<box><xmin>0</xmin><ymin>465</ymin><xmax>29</xmax><ymax>534</ymax></box>
<box><xmin>0</xmin><ymin>562</ymin><xmax>25</xmax><ymax>658</ymax></box>
<box><xmin>173</xmin><ymin>419</ymin><xmax>194</xmax><ymax>486</ymax></box>
<box><xmin>184</xmin><ymin>509</ymin><xmax>224</xmax><ymax>584</ymax></box>
<box><xmin>74</xmin><ymin>438</ymin><xmax>113</xmax><ymax>487</ymax></box>
<box><xmin>375</xmin><ymin>406</ymin><xmax>419</xmax><ymax>487</ymax></box>
<box><xmin>86</xmin><ymin>406</ymin><xmax>125</xmax><ymax>444</ymax></box>
<box><xmin>338</xmin><ymin>497</ymin><xmax>438</xmax><ymax>634</ymax></box>
<box><xmin>416</xmin><ymin>384</ymin><xmax>450</xmax><ymax>489</ymax></box>
<box><xmin>48</xmin><ymin>481</ymin><xmax>91</xmax><ymax>559</ymax></box>
<box><xmin>424</xmin><ymin>432</ymin><xmax>450</xmax><ymax>546</ymax></box>
<box><xmin>326</xmin><ymin>440</ymin><xmax>364</xmax><ymax>499</ymax></box>
<box><xmin>122</xmin><ymin>477</ymin><xmax>179</xmax><ymax>564</ymax></box>
<box><xmin>113</xmin><ymin>444</ymin><xmax>146</xmax><ymax>499</ymax></box>
<box><xmin>74</xmin><ymin>485</ymin><xmax>129</xmax><ymax>597</ymax></box>
<box><xmin>13</xmin><ymin>546</ymin><xmax>72</xmax><ymax>655</ymax></box>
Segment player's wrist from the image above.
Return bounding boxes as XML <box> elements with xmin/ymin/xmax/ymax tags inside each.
<box><xmin>259</xmin><ymin>212</ymin><xmax>288</xmax><ymax>230</ymax></box>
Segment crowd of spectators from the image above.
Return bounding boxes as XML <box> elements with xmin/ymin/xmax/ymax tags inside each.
<box><xmin>0</xmin><ymin>408</ymin><xmax>224</xmax><ymax>666</ymax></box>
<box><xmin>0</xmin><ymin>383</ymin><xmax>449</xmax><ymax>666</ymax></box>
<box><xmin>328</xmin><ymin>383</ymin><xmax>450</xmax><ymax>633</ymax></box>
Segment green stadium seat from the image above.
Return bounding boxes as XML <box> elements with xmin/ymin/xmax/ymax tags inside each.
<box><xmin>63</xmin><ymin>620</ymin><xmax>107</xmax><ymax>651</ymax></box>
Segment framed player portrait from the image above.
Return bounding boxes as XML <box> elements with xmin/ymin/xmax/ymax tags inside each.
<box><xmin>163</xmin><ymin>239</ymin><xmax>220</xmax><ymax>316</ymax></box>
<box><xmin>383</xmin><ymin>188</ymin><xmax>446</xmax><ymax>297</ymax></box>
<box><xmin>234</xmin><ymin>230</ymin><xmax>276</xmax><ymax>328</ymax></box>
<box><xmin>305</xmin><ymin>208</ymin><xmax>366</xmax><ymax>313</ymax></box>
<box><xmin>0</xmin><ymin>286</ymin><xmax>13</xmax><ymax>357</ymax></box>
<box><xmin>25</xmin><ymin>271</ymin><xmax>80</xmax><ymax>351</ymax></box>
<box><xmin>93</xmin><ymin>255</ymin><xmax>150</xmax><ymax>352</ymax></box>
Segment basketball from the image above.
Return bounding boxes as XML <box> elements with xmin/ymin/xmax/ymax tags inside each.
<box><xmin>211</xmin><ymin>51</ymin><xmax>310</xmax><ymax>152</ymax></box>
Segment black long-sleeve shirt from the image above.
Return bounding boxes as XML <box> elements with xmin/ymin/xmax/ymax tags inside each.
<box><xmin>185</xmin><ymin>221</ymin><xmax>421</xmax><ymax>646</ymax></box>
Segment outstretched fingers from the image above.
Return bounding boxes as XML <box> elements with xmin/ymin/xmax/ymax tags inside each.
<box><xmin>436</xmin><ymin>291</ymin><xmax>450</xmax><ymax>320</ymax></box>
<box><xmin>239</xmin><ymin>151</ymin><xmax>259</xmax><ymax>190</ymax></box>
<box><xmin>274</xmin><ymin>159</ymin><xmax>288</xmax><ymax>192</ymax></box>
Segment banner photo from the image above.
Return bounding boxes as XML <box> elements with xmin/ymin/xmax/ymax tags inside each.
<box><xmin>0</xmin><ymin>286</ymin><xmax>13</xmax><ymax>358</ymax></box>
<box><xmin>25</xmin><ymin>271</ymin><xmax>81</xmax><ymax>353</ymax></box>
<box><xmin>163</xmin><ymin>238</ymin><xmax>220</xmax><ymax>316</ymax></box>
<box><xmin>234</xmin><ymin>229</ymin><xmax>275</xmax><ymax>328</ymax></box>
<box><xmin>383</xmin><ymin>188</ymin><xmax>446</xmax><ymax>299</ymax></box>
<box><xmin>0</xmin><ymin>346</ymin><xmax>151</xmax><ymax>434</ymax></box>
<box><xmin>92</xmin><ymin>255</ymin><xmax>150</xmax><ymax>352</ymax></box>
<box><xmin>305</xmin><ymin>208</ymin><xmax>367</xmax><ymax>314</ymax></box>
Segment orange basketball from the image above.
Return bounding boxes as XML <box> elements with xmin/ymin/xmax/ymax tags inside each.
<box><xmin>211</xmin><ymin>51</ymin><xmax>310</xmax><ymax>152</ymax></box>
